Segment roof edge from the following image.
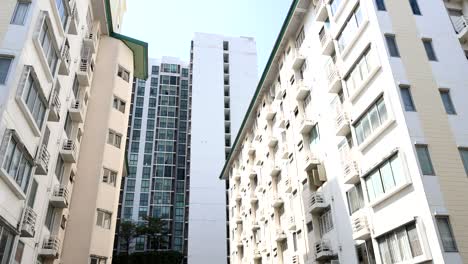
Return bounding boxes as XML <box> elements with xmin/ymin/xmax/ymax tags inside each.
<box><xmin>218</xmin><ymin>0</ymin><xmax>301</xmax><ymax>180</ymax></box>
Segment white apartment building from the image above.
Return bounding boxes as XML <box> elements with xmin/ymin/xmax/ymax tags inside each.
<box><xmin>220</xmin><ymin>0</ymin><xmax>468</xmax><ymax>263</ymax></box>
<box><xmin>189</xmin><ymin>33</ymin><xmax>258</xmax><ymax>264</ymax></box>
<box><xmin>0</xmin><ymin>0</ymin><xmax>147</xmax><ymax>263</ymax></box>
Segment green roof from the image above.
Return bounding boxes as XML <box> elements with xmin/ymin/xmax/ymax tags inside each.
<box><xmin>219</xmin><ymin>0</ymin><xmax>300</xmax><ymax>179</ymax></box>
<box><xmin>105</xmin><ymin>0</ymin><xmax>148</xmax><ymax>80</ymax></box>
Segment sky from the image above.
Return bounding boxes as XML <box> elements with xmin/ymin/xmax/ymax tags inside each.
<box><xmin>121</xmin><ymin>0</ymin><xmax>293</xmax><ymax>75</ymax></box>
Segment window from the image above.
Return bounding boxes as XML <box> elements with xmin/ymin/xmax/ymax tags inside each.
<box><xmin>354</xmin><ymin>97</ymin><xmax>389</xmax><ymax>145</ymax></box>
<box><xmin>365</xmin><ymin>154</ymin><xmax>407</xmax><ymax>202</ymax></box>
<box><xmin>117</xmin><ymin>66</ymin><xmax>130</xmax><ymax>82</ymax></box>
<box><xmin>113</xmin><ymin>97</ymin><xmax>126</xmax><ymax>113</ymax></box>
<box><xmin>347</xmin><ymin>183</ymin><xmax>364</xmax><ymax>214</ymax></box>
<box><xmin>1</xmin><ymin>132</ymin><xmax>33</xmax><ymax>192</ymax></box>
<box><xmin>19</xmin><ymin>66</ymin><xmax>47</xmax><ymax>128</ymax></box>
<box><xmin>45</xmin><ymin>205</ymin><xmax>55</xmax><ymax>230</ymax></box>
<box><xmin>422</xmin><ymin>39</ymin><xmax>437</xmax><ymax>61</ymax></box>
<box><xmin>107</xmin><ymin>130</ymin><xmax>122</xmax><ymax>148</ymax></box>
<box><xmin>377</xmin><ymin>222</ymin><xmax>422</xmax><ymax>263</ymax></box>
<box><xmin>102</xmin><ymin>168</ymin><xmax>117</xmax><ymax>186</ymax></box>
<box><xmin>0</xmin><ymin>57</ymin><xmax>13</xmax><ymax>84</ymax></box>
<box><xmin>439</xmin><ymin>90</ymin><xmax>456</xmax><ymax>115</ymax></box>
<box><xmin>309</xmin><ymin>124</ymin><xmax>320</xmax><ymax>147</ymax></box>
<box><xmin>37</xmin><ymin>13</ymin><xmax>59</xmax><ymax>75</ymax></box>
<box><xmin>376</xmin><ymin>0</ymin><xmax>386</xmax><ymax>11</ymax></box>
<box><xmin>90</xmin><ymin>255</ymin><xmax>106</xmax><ymax>264</ymax></box>
<box><xmin>13</xmin><ymin>240</ymin><xmax>24</xmax><ymax>264</ymax></box>
<box><xmin>459</xmin><ymin>148</ymin><xmax>468</xmax><ymax>175</ymax></box>
<box><xmin>0</xmin><ymin>223</ymin><xmax>14</xmax><ymax>264</ymax></box>
<box><xmin>318</xmin><ymin>209</ymin><xmax>333</xmax><ymax>236</ymax></box>
<box><xmin>151</xmin><ymin>65</ymin><xmax>159</xmax><ymax>75</ymax></box>
<box><xmin>415</xmin><ymin>145</ymin><xmax>435</xmax><ymax>175</ymax></box>
<box><xmin>409</xmin><ymin>0</ymin><xmax>421</xmax><ymax>15</ymax></box>
<box><xmin>436</xmin><ymin>216</ymin><xmax>458</xmax><ymax>252</ymax></box>
<box><xmin>330</xmin><ymin>0</ymin><xmax>343</xmax><ymax>16</ymax></box>
<box><xmin>96</xmin><ymin>210</ymin><xmax>112</xmax><ymax>229</ymax></box>
<box><xmin>223</xmin><ymin>41</ymin><xmax>229</xmax><ymax>51</ymax></box>
<box><xmin>344</xmin><ymin>48</ymin><xmax>378</xmax><ymax>96</ymax></box>
<box><xmin>337</xmin><ymin>5</ymin><xmax>363</xmax><ymax>52</ymax></box>
<box><xmin>399</xmin><ymin>86</ymin><xmax>415</xmax><ymax>111</ymax></box>
<box><xmin>385</xmin><ymin>35</ymin><xmax>400</xmax><ymax>57</ymax></box>
<box><xmin>11</xmin><ymin>1</ymin><xmax>30</xmax><ymax>25</ymax></box>
<box><xmin>54</xmin><ymin>0</ymin><xmax>69</xmax><ymax>29</ymax></box>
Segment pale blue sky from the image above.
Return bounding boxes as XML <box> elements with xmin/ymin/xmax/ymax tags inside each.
<box><xmin>121</xmin><ymin>0</ymin><xmax>293</xmax><ymax>74</ymax></box>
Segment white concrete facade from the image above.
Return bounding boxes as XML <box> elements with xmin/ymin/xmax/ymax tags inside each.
<box><xmin>221</xmin><ymin>0</ymin><xmax>468</xmax><ymax>264</ymax></box>
<box><xmin>0</xmin><ymin>0</ymin><xmax>144</xmax><ymax>263</ymax></box>
<box><xmin>189</xmin><ymin>33</ymin><xmax>258</xmax><ymax>264</ymax></box>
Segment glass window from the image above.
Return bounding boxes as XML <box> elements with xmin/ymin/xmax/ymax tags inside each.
<box><xmin>400</xmin><ymin>86</ymin><xmax>416</xmax><ymax>111</ymax></box>
<box><xmin>354</xmin><ymin>97</ymin><xmax>388</xmax><ymax>145</ymax></box>
<box><xmin>439</xmin><ymin>90</ymin><xmax>456</xmax><ymax>115</ymax></box>
<box><xmin>376</xmin><ymin>0</ymin><xmax>386</xmax><ymax>11</ymax></box>
<box><xmin>0</xmin><ymin>224</ymin><xmax>14</xmax><ymax>264</ymax></box>
<box><xmin>337</xmin><ymin>5</ymin><xmax>363</xmax><ymax>52</ymax></box>
<box><xmin>11</xmin><ymin>1</ymin><xmax>30</xmax><ymax>25</ymax></box>
<box><xmin>365</xmin><ymin>154</ymin><xmax>407</xmax><ymax>202</ymax></box>
<box><xmin>54</xmin><ymin>0</ymin><xmax>68</xmax><ymax>29</ymax></box>
<box><xmin>0</xmin><ymin>57</ymin><xmax>13</xmax><ymax>84</ymax></box>
<box><xmin>102</xmin><ymin>168</ymin><xmax>117</xmax><ymax>186</ymax></box>
<box><xmin>1</xmin><ymin>134</ymin><xmax>33</xmax><ymax>192</ymax></box>
<box><xmin>21</xmin><ymin>68</ymin><xmax>47</xmax><ymax>128</ymax></box>
<box><xmin>96</xmin><ymin>210</ymin><xmax>112</xmax><ymax>229</ymax></box>
<box><xmin>344</xmin><ymin>48</ymin><xmax>376</xmax><ymax>95</ymax></box>
<box><xmin>38</xmin><ymin>15</ymin><xmax>59</xmax><ymax>75</ymax></box>
<box><xmin>377</xmin><ymin>222</ymin><xmax>422</xmax><ymax>263</ymax></box>
<box><xmin>409</xmin><ymin>0</ymin><xmax>421</xmax><ymax>15</ymax></box>
<box><xmin>295</xmin><ymin>26</ymin><xmax>305</xmax><ymax>49</ymax></box>
<box><xmin>459</xmin><ymin>148</ymin><xmax>468</xmax><ymax>175</ymax></box>
<box><xmin>346</xmin><ymin>183</ymin><xmax>364</xmax><ymax>214</ymax></box>
<box><xmin>330</xmin><ymin>0</ymin><xmax>342</xmax><ymax>16</ymax></box>
<box><xmin>436</xmin><ymin>216</ymin><xmax>458</xmax><ymax>252</ymax></box>
<box><xmin>13</xmin><ymin>240</ymin><xmax>24</xmax><ymax>264</ymax></box>
<box><xmin>318</xmin><ymin>209</ymin><xmax>334</xmax><ymax>236</ymax></box>
<box><xmin>423</xmin><ymin>39</ymin><xmax>437</xmax><ymax>61</ymax></box>
<box><xmin>117</xmin><ymin>66</ymin><xmax>130</xmax><ymax>82</ymax></box>
<box><xmin>415</xmin><ymin>145</ymin><xmax>435</xmax><ymax>175</ymax></box>
<box><xmin>107</xmin><ymin>130</ymin><xmax>122</xmax><ymax>148</ymax></box>
<box><xmin>385</xmin><ymin>35</ymin><xmax>400</xmax><ymax>57</ymax></box>
<box><xmin>309</xmin><ymin>124</ymin><xmax>320</xmax><ymax>147</ymax></box>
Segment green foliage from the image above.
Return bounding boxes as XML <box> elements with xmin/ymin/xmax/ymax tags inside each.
<box><xmin>112</xmin><ymin>251</ymin><xmax>183</xmax><ymax>264</ymax></box>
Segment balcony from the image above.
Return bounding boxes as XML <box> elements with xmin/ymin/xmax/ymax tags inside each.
<box><xmin>282</xmin><ymin>178</ymin><xmax>292</xmax><ymax>193</ymax></box>
<box><xmin>326</xmin><ymin>60</ymin><xmax>341</xmax><ymax>93</ymax></box>
<box><xmin>288</xmin><ymin>216</ymin><xmax>296</xmax><ymax>231</ymax></box>
<box><xmin>60</xmin><ymin>139</ymin><xmax>77</xmax><ymax>163</ymax></box>
<box><xmin>352</xmin><ymin>215</ymin><xmax>371</xmax><ymax>240</ymax></box>
<box><xmin>69</xmin><ymin>100</ymin><xmax>84</xmax><ymax>123</ymax></box>
<box><xmin>304</xmin><ymin>152</ymin><xmax>320</xmax><ymax>172</ymax></box>
<box><xmin>275</xmin><ymin>228</ymin><xmax>287</xmax><ymax>242</ymax></box>
<box><xmin>48</xmin><ymin>91</ymin><xmax>61</xmax><ymax>122</ymax></box>
<box><xmin>334</xmin><ymin>104</ymin><xmax>350</xmax><ymax>137</ymax></box>
<box><xmin>83</xmin><ymin>27</ymin><xmax>99</xmax><ymax>53</ymax></box>
<box><xmin>35</xmin><ymin>144</ymin><xmax>50</xmax><ymax>175</ymax></box>
<box><xmin>319</xmin><ymin>28</ymin><xmax>334</xmax><ymax>56</ymax></box>
<box><xmin>77</xmin><ymin>56</ymin><xmax>93</xmax><ymax>86</ymax></box>
<box><xmin>295</xmin><ymin>80</ymin><xmax>310</xmax><ymax>101</ymax></box>
<box><xmin>299</xmin><ymin>118</ymin><xmax>315</xmax><ymax>135</ymax></box>
<box><xmin>20</xmin><ymin>206</ymin><xmax>37</xmax><ymax>238</ymax></box>
<box><xmin>234</xmin><ymin>216</ymin><xmax>242</xmax><ymax>224</ymax></box>
<box><xmin>235</xmin><ymin>194</ymin><xmax>242</xmax><ymax>202</ymax></box>
<box><xmin>269</xmin><ymin>161</ymin><xmax>282</xmax><ymax>176</ymax></box>
<box><xmin>343</xmin><ymin>154</ymin><xmax>360</xmax><ymax>185</ymax></box>
<box><xmin>267</xmin><ymin>135</ymin><xmax>278</xmax><ymax>147</ymax></box>
<box><xmin>50</xmin><ymin>185</ymin><xmax>69</xmax><ymax>208</ymax></box>
<box><xmin>58</xmin><ymin>44</ymin><xmax>71</xmax><ymax>75</ymax></box>
<box><xmin>315</xmin><ymin>240</ymin><xmax>334</xmax><ymax>261</ymax></box>
<box><xmin>315</xmin><ymin>0</ymin><xmax>329</xmax><ymax>22</ymax></box>
<box><xmin>272</xmin><ymin>194</ymin><xmax>284</xmax><ymax>208</ymax></box>
<box><xmin>292</xmin><ymin>48</ymin><xmax>305</xmax><ymax>70</ymax></box>
<box><xmin>280</xmin><ymin>143</ymin><xmax>290</xmax><ymax>159</ymax></box>
<box><xmin>264</xmin><ymin>104</ymin><xmax>276</xmax><ymax>121</ymax></box>
<box><xmin>309</xmin><ymin>192</ymin><xmax>327</xmax><ymax>215</ymax></box>
<box><xmin>38</xmin><ymin>236</ymin><xmax>60</xmax><ymax>259</ymax></box>
<box><xmin>254</xmin><ymin>250</ymin><xmax>262</xmax><ymax>260</ymax></box>
<box><xmin>249</xmin><ymin>169</ymin><xmax>257</xmax><ymax>180</ymax></box>
<box><xmin>248</xmin><ymin>145</ymin><xmax>256</xmax><ymax>156</ymax></box>
<box><xmin>250</xmin><ymin>193</ymin><xmax>258</xmax><ymax>204</ymax></box>
<box><xmin>451</xmin><ymin>15</ymin><xmax>468</xmax><ymax>43</ymax></box>
<box><xmin>252</xmin><ymin>221</ymin><xmax>260</xmax><ymax>231</ymax></box>
<box><xmin>68</xmin><ymin>3</ymin><xmax>79</xmax><ymax>35</ymax></box>
<box><xmin>233</xmin><ymin>173</ymin><xmax>241</xmax><ymax>181</ymax></box>
<box><xmin>291</xmin><ymin>254</ymin><xmax>301</xmax><ymax>264</ymax></box>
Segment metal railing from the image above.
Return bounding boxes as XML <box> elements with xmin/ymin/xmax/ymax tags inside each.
<box><xmin>70</xmin><ymin>100</ymin><xmax>83</xmax><ymax>113</ymax></box>
<box><xmin>22</xmin><ymin>206</ymin><xmax>37</xmax><ymax>233</ymax></box>
<box><xmin>53</xmin><ymin>185</ymin><xmax>69</xmax><ymax>201</ymax></box>
<box><xmin>319</xmin><ymin>28</ymin><xmax>331</xmax><ymax>47</ymax></box>
<box><xmin>37</xmin><ymin>144</ymin><xmax>50</xmax><ymax>166</ymax></box>
<box><xmin>50</xmin><ymin>90</ymin><xmax>61</xmax><ymax>109</ymax></box>
<box><xmin>315</xmin><ymin>240</ymin><xmax>332</xmax><ymax>255</ymax></box>
<box><xmin>352</xmin><ymin>216</ymin><xmax>369</xmax><ymax>234</ymax></box>
<box><xmin>62</xmin><ymin>139</ymin><xmax>76</xmax><ymax>153</ymax></box>
<box><xmin>79</xmin><ymin>57</ymin><xmax>92</xmax><ymax>75</ymax></box>
<box><xmin>452</xmin><ymin>15</ymin><xmax>468</xmax><ymax>34</ymax></box>
<box><xmin>61</xmin><ymin>45</ymin><xmax>71</xmax><ymax>66</ymax></box>
<box><xmin>326</xmin><ymin>60</ymin><xmax>339</xmax><ymax>84</ymax></box>
<box><xmin>42</xmin><ymin>236</ymin><xmax>60</xmax><ymax>251</ymax></box>
<box><xmin>310</xmin><ymin>192</ymin><xmax>325</xmax><ymax>207</ymax></box>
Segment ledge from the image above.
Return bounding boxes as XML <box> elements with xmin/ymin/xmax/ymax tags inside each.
<box><xmin>369</xmin><ymin>181</ymin><xmax>412</xmax><ymax>209</ymax></box>
<box><xmin>0</xmin><ymin>168</ymin><xmax>26</xmax><ymax>200</ymax></box>
<box><xmin>358</xmin><ymin>119</ymin><xmax>396</xmax><ymax>153</ymax></box>
<box><xmin>349</xmin><ymin>65</ymin><xmax>382</xmax><ymax>103</ymax></box>
<box><xmin>339</xmin><ymin>20</ymin><xmax>369</xmax><ymax>60</ymax></box>
<box><xmin>15</xmin><ymin>97</ymin><xmax>42</xmax><ymax>137</ymax></box>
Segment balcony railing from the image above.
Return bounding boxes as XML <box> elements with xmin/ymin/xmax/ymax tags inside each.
<box><xmin>39</xmin><ymin>236</ymin><xmax>60</xmax><ymax>258</ymax></box>
<box><xmin>35</xmin><ymin>144</ymin><xmax>50</xmax><ymax>175</ymax></box>
<box><xmin>315</xmin><ymin>240</ymin><xmax>333</xmax><ymax>261</ymax></box>
<box><xmin>48</xmin><ymin>90</ymin><xmax>61</xmax><ymax>122</ymax></box>
<box><xmin>20</xmin><ymin>206</ymin><xmax>37</xmax><ymax>237</ymax></box>
<box><xmin>69</xmin><ymin>100</ymin><xmax>84</xmax><ymax>123</ymax></box>
<box><xmin>452</xmin><ymin>15</ymin><xmax>468</xmax><ymax>34</ymax></box>
<box><xmin>309</xmin><ymin>192</ymin><xmax>327</xmax><ymax>214</ymax></box>
<box><xmin>326</xmin><ymin>60</ymin><xmax>341</xmax><ymax>92</ymax></box>
<box><xmin>275</xmin><ymin>228</ymin><xmax>287</xmax><ymax>242</ymax></box>
<box><xmin>50</xmin><ymin>185</ymin><xmax>69</xmax><ymax>208</ymax></box>
<box><xmin>352</xmin><ymin>215</ymin><xmax>371</xmax><ymax>240</ymax></box>
<box><xmin>59</xmin><ymin>44</ymin><xmax>71</xmax><ymax>75</ymax></box>
<box><xmin>60</xmin><ymin>139</ymin><xmax>77</xmax><ymax>163</ymax></box>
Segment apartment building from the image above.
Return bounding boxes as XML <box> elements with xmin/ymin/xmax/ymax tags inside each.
<box><xmin>116</xmin><ymin>57</ymin><xmax>191</xmax><ymax>262</ymax></box>
<box><xmin>220</xmin><ymin>0</ymin><xmax>468</xmax><ymax>263</ymax></box>
<box><xmin>0</xmin><ymin>0</ymin><xmax>147</xmax><ymax>263</ymax></box>
<box><xmin>188</xmin><ymin>33</ymin><xmax>258</xmax><ymax>264</ymax></box>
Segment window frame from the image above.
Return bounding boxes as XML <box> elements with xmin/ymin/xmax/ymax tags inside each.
<box><xmin>96</xmin><ymin>209</ymin><xmax>112</xmax><ymax>229</ymax></box>
<box><xmin>117</xmin><ymin>65</ymin><xmax>130</xmax><ymax>82</ymax></box>
<box><xmin>422</xmin><ymin>39</ymin><xmax>437</xmax><ymax>61</ymax></box>
<box><xmin>439</xmin><ymin>89</ymin><xmax>456</xmax><ymax>115</ymax></box>
<box><xmin>409</xmin><ymin>0</ymin><xmax>422</xmax><ymax>15</ymax></box>
<box><xmin>17</xmin><ymin>66</ymin><xmax>48</xmax><ymax>129</ymax></box>
<box><xmin>435</xmin><ymin>216</ymin><xmax>458</xmax><ymax>252</ymax></box>
<box><xmin>375</xmin><ymin>0</ymin><xmax>386</xmax><ymax>11</ymax></box>
<box><xmin>415</xmin><ymin>144</ymin><xmax>435</xmax><ymax>176</ymax></box>
<box><xmin>385</xmin><ymin>34</ymin><xmax>400</xmax><ymax>58</ymax></box>
<box><xmin>0</xmin><ymin>56</ymin><xmax>13</xmax><ymax>85</ymax></box>
<box><xmin>36</xmin><ymin>12</ymin><xmax>60</xmax><ymax>77</ymax></box>
<box><xmin>102</xmin><ymin>167</ymin><xmax>117</xmax><ymax>186</ymax></box>
<box><xmin>399</xmin><ymin>85</ymin><xmax>416</xmax><ymax>112</ymax></box>
<box><xmin>112</xmin><ymin>96</ymin><xmax>126</xmax><ymax>113</ymax></box>
<box><xmin>11</xmin><ymin>1</ymin><xmax>31</xmax><ymax>25</ymax></box>
<box><xmin>458</xmin><ymin>147</ymin><xmax>468</xmax><ymax>176</ymax></box>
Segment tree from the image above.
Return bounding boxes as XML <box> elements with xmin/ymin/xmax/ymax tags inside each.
<box><xmin>119</xmin><ymin>221</ymin><xmax>138</xmax><ymax>255</ymax></box>
<box><xmin>136</xmin><ymin>216</ymin><xmax>168</xmax><ymax>251</ymax></box>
